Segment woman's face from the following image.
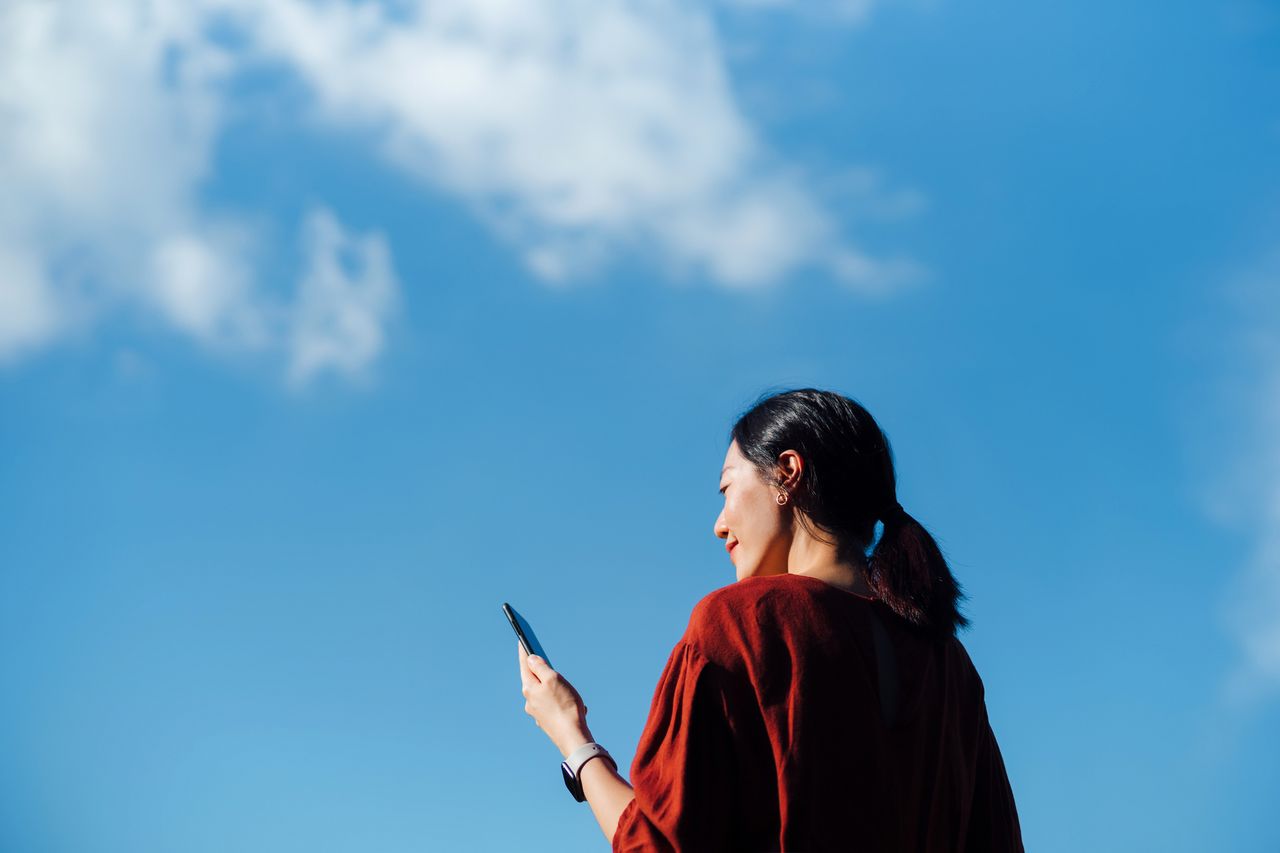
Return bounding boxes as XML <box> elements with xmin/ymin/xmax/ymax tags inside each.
<box><xmin>714</xmin><ymin>440</ymin><xmax>793</xmax><ymax>581</ymax></box>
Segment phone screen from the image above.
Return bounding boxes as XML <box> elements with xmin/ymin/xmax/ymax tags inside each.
<box><xmin>503</xmin><ymin>602</ymin><xmax>551</xmax><ymax>669</ymax></box>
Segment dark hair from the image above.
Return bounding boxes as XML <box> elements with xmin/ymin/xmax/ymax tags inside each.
<box><xmin>729</xmin><ymin>387</ymin><xmax>969</xmax><ymax>639</ymax></box>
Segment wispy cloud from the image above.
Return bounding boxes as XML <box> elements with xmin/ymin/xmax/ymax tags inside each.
<box><xmin>1208</xmin><ymin>249</ymin><xmax>1280</xmax><ymax>708</ymax></box>
<box><xmin>0</xmin><ymin>0</ymin><xmax>919</xmax><ymax>381</ymax></box>
<box><xmin>716</xmin><ymin>0</ymin><xmax>883</xmax><ymax>27</ymax></box>
<box><xmin>287</xmin><ymin>208</ymin><xmax>398</xmax><ymax>387</ymax></box>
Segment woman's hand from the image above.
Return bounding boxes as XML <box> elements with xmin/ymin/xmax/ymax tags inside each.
<box><xmin>517</xmin><ymin>642</ymin><xmax>593</xmax><ymax>758</ymax></box>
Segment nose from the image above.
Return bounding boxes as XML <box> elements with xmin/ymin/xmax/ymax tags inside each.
<box><xmin>714</xmin><ymin>508</ymin><xmax>729</xmax><ymax>541</ymax></box>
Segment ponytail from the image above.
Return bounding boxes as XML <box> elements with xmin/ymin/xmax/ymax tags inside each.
<box><xmin>869</xmin><ymin>504</ymin><xmax>969</xmax><ymax>640</ymax></box>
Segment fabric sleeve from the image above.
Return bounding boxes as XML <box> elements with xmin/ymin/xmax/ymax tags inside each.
<box><xmin>612</xmin><ymin>637</ymin><xmax>741</xmax><ymax>853</ymax></box>
<box><xmin>965</xmin><ymin>703</ymin><xmax>1025</xmax><ymax>853</ymax></box>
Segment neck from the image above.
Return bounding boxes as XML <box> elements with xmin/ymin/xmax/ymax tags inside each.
<box><xmin>785</xmin><ymin>528</ymin><xmax>875</xmax><ymax>597</ymax></box>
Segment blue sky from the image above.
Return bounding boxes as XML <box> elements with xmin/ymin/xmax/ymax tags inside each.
<box><xmin>2</xmin><ymin>1</ymin><xmax>1279</xmax><ymax>850</ymax></box>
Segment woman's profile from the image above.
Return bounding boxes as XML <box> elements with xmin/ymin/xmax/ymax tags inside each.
<box><xmin>517</xmin><ymin>388</ymin><xmax>1024</xmax><ymax>851</ymax></box>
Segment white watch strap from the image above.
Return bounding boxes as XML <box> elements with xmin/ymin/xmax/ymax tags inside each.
<box><xmin>566</xmin><ymin>742</ymin><xmax>615</xmax><ymax>777</ymax></box>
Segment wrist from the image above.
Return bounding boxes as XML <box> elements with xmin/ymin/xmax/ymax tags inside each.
<box><xmin>558</xmin><ymin>720</ymin><xmax>594</xmax><ymax>758</ymax></box>
<box><xmin>561</xmin><ymin>741</ymin><xmax>618</xmax><ymax>804</ymax></box>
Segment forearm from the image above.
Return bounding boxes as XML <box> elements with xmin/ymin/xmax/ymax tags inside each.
<box><xmin>579</xmin><ymin>752</ymin><xmax>635</xmax><ymax>845</ymax></box>
<box><xmin>548</xmin><ymin>711</ymin><xmax>635</xmax><ymax>845</ymax></box>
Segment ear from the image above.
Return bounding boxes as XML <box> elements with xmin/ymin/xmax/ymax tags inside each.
<box><xmin>775</xmin><ymin>449</ymin><xmax>804</xmax><ymax>491</ymax></box>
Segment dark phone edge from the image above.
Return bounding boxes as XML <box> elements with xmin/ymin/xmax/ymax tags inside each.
<box><xmin>503</xmin><ymin>602</ymin><xmax>535</xmax><ymax>657</ymax></box>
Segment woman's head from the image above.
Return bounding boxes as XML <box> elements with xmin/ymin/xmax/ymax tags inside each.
<box><xmin>714</xmin><ymin>388</ymin><xmax>969</xmax><ymax>639</ymax></box>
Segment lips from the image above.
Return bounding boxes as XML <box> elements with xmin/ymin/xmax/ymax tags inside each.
<box><xmin>726</xmin><ymin>541</ymin><xmax>738</xmax><ymax>554</ymax></box>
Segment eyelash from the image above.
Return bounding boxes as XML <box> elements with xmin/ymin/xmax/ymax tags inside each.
<box><xmin>719</xmin><ymin>486</ymin><xmax>727</xmax><ymax>494</ymax></box>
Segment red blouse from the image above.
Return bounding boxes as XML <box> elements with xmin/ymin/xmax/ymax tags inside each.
<box><xmin>612</xmin><ymin>571</ymin><xmax>1023</xmax><ymax>852</ymax></box>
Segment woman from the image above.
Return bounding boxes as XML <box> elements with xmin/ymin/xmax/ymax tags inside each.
<box><xmin>517</xmin><ymin>388</ymin><xmax>1024</xmax><ymax>851</ymax></box>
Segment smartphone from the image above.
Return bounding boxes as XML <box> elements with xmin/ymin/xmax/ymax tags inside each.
<box><xmin>503</xmin><ymin>602</ymin><xmax>551</xmax><ymax>669</ymax></box>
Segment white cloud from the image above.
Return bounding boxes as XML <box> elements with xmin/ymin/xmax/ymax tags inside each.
<box><xmin>0</xmin><ymin>0</ymin><xmax>399</xmax><ymax>382</ymax></box>
<box><xmin>0</xmin><ymin>0</ymin><xmax>227</xmax><ymax>361</ymax></box>
<box><xmin>0</xmin><ymin>0</ymin><xmax>918</xmax><ymax>380</ymax></box>
<box><xmin>148</xmin><ymin>230</ymin><xmax>264</xmax><ymax>347</ymax></box>
<box><xmin>239</xmin><ymin>0</ymin><xmax>891</xmax><ymax>288</ymax></box>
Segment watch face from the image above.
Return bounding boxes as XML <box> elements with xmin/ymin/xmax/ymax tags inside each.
<box><xmin>561</xmin><ymin>761</ymin><xmax>584</xmax><ymax>802</ymax></box>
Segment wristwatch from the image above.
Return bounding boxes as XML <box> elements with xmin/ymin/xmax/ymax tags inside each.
<box><xmin>561</xmin><ymin>742</ymin><xmax>617</xmax><ymax>802</ymax></box>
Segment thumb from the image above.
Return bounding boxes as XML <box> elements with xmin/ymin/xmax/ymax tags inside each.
<box><xmin>527</xmin><ymin>654</ymin><xmax>553</xmax><ymax>676</ymax></box>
